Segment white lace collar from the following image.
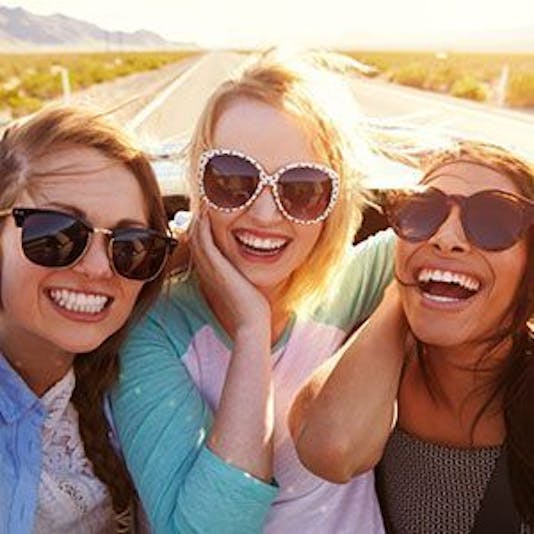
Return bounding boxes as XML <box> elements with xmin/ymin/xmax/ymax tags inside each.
<box><xmin>34</xmin><ymin>368</ymin><xmax>115</xmax><ymax>533</ymax></box>
<box><xmin>40</xmin><ymin>368</ymin><xmax>75</xmax><ymax>437</ymax></box>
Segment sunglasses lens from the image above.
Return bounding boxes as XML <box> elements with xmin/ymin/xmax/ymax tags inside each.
<box><xmin>112</xmin><ymin>229</ymin><xmax>169</xmax><ymax>281</ymax></box>
<box><xmin>203</xmin><ymin>154</ymin><xmax>259</xmax><ymax>209</ymax></box>
<box><xmin>390</xmin><ymin>189</ymin><xmax>449</xmax><ymax>241</ymax></box>
<box><xmin>464</xmin><ymin>192</ymin><xmax>524</xmax><ymax>251</ymax></box>
<box><xmin>21</xmin><ymin>211</ymin><xmax>88</xmax><ymax>267</ymax></box>
<box><xmin>278</xmin><ymin>167</ymin><xmax>334</xmax><ymax>222</ymax></box>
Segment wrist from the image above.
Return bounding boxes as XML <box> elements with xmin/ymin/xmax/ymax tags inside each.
<box><xmin>234</xmin><ymin>322</ymin><xmax>271</xmax><ymax>346</ymax></box>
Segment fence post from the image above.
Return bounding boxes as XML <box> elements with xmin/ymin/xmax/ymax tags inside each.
<box><xmin>50</xmin><ymin>66</ymin><xmax>71</xmax><ymax>104</ymax></box>
<box><xmin>496</xmin><ymin>64</ymin><xmax>509</xmax><ymax>107</ymax></box>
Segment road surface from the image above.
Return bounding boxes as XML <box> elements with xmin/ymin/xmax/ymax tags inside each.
<box><xmin>77</xmin><ymin>51</ymin><xmax>534</xmax><ymax>192</ymax></box>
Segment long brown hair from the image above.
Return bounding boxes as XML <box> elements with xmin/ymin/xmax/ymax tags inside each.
<box><xmin>421</xmin><ymin>140</ymin><xmax>534</xmax><ymax>524</ymax></box>
<box><xmin>0</xmin><ymin>106</ymin><xmax>170</xmax><ymax>519</ymax></box>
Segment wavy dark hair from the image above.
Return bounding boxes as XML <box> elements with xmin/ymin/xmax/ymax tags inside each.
<box><xmin>0</xmin><ymin>106</ymin><xmax>170</xmax><ymax>526</ymax></box>
<box><xmin>420</xmin><ymin>140</ymin><xmax>534</xmax><ymax>524</ymax></box>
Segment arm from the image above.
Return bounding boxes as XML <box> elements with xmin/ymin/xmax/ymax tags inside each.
<box><xmin>111</xmin><ymin>208</ymin><xmax>276</xmax><ymax>533</ymax></box>
<box><xmin>191</xmin><ymin>209</ymin><xmax>274</xmax><ymax>482</ymax></box>
<box><xmin>111</xmin><ymin>313</ymin><xmax>276</xmax><ymax>534</ymax></box>
<box><xmin>290</xmin><ymin>283</ymin><xmax>410</xmax><ymax>483</ymax></box>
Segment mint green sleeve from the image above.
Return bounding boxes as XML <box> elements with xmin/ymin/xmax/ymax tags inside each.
<box><xmin>314</xmin><ymin>229</ymin><xmax>396</xmax><ymax>331</ymax></box>
<box><xmin>110</xmin><ymin>307</ymin><xmax>277</xmax><ymax>533</ymax></box>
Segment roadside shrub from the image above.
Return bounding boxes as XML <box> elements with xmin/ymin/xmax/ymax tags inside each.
<box><xmin>450</xmin><ymin>75</ymin><xmax>488</xmax><ymax>102</ymax></box>
<box><xmin>506</xmin><ymin>71</ymin><xmax>534</xmax><ymax>107</ymax></box>
<box><xmin>391</xmin><ymin>63</ymin><xmax>427</xmax><ymax>89</ymax></box>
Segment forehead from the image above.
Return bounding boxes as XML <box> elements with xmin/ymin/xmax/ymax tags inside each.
<box><xmin>212</xmin><ymin>97</ymin><xmax>317</xmax><ymax>172</ymax></box>
<box><xmin>19</xmin><ymin>145</ymin><xmax>147</xmax><ymax>224</ymax></box>
<box><xmin>424</xmin><ymin>160</ymin><xmax>521</xmax><ymax>196</ymax></box>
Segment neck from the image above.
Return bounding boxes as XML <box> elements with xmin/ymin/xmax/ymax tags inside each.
<box><xmin>0</xmin><ymin>322</ymin><xmax>74</xmax><ymax>397</ymax></box>
<box><xmin>400</xmin><ymin>338</ymin><xmax>511</xmax><ymax>446</ymax></box>
<box><xmin>420</xmin><ymin>338</ymin><xmax>511</xmax><ymax>410</ymax></box>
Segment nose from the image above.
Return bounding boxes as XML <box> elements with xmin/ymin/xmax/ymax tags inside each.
<box><xmin>428</xmin><ymin>205</ymin><xmax>471</xmax><ymax>254</ymax></box>
<box><xmin>71</xmin><ymin>232</ymin><xmax>114</xmax><ymax>279</ymax></box>
<box><xmin>246</xmin><ymin>185</ymin><xmax>284</xmax><ymax>224</ymax></box>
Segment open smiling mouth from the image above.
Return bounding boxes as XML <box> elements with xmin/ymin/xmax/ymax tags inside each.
<box><xmin>417</xmin><ymin>268</ymin><xmax>481</xmax><ymax>303</ymax></box>
<box><xmin>48</xmin><ymin>289</ymin><xmax>113</xmax><ymax>315</ymax></box>
<box><xmin>234</xmin><ymin>231</ymin><xmax>290</xmax><ymax>257</ymax></box>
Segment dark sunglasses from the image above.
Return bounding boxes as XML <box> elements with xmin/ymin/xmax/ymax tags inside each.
<box><xmin>198</xmin><ymin>149</ymin><xmax>340</xmax><ymax>224</ymax></box>
<box><xmin>0</xmin><ymin>208</ymin><xmax>177</xmax><ymax>281</ymax></box>
<box><xmin>385</xmin><ymin>187</ymin><xmax>534</xmax><ymax>251</ymax></box>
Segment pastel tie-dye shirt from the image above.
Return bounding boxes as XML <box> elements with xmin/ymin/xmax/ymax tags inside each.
<box><xmin>112</xmin><ymin>230</ymin><xmax>394</xmax><ymax>533</ymax></box>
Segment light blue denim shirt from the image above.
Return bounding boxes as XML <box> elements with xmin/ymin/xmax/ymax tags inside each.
<box><xmin>0</xmin><ymin>354</ymin><xmax>46</xmax><ymax>534</ymax></box>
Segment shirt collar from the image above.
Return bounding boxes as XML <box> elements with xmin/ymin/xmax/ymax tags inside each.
<box><xmin>40</xmin><ymin>368</ymin><xmax>75</xmax><ymax>431</ymax></box>
<box><xmin>0</xmin><ymin>353</ymin><xmax>42</xmax><ymax>423</ymax></box>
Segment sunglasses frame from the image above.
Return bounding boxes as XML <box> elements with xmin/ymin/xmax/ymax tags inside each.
<box><xmin>385</xmin><ymin>187</ymin><xmax>534</xmax><ymax>251</ymax></box>
<box><xmin>0</xmin><ymin>207</ymin><xmax>178</xmax><ymax>281</ymax></box>
<box><xmin>198</xmin><ymin>148</ymin><xmax>340</xmax><ymax>225</ymax></box>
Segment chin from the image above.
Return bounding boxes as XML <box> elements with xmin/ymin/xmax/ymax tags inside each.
<box><xmin>53</xmin><ymin>333</ymin><xmax>113</xmax><ymax>355</ymax></box>
<box><xmin>408</xmin><ymin>316</ymin><xmax>467</xmax><ymax>348</ymax></box>
<box><xmin>241</xmin><ymin>269</ymin><xmax>288</xmax><ymax>291</ymax></box>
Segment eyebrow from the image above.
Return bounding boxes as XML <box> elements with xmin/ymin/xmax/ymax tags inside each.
<box><xmin>42</xmin><ymin>201</ymin><xmax>148</xmax><ymax>228</ymax></box>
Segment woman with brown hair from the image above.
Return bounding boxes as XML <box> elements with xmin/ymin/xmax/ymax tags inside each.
<box><xmin>0</xmin><ymin>106</ymin><xmax>176</xmax><ymax>532</ymax></box>
<box><xmin>291</xmin><ymin>141</ymin><xmax>533</xmax><ymax>533</ymax></box>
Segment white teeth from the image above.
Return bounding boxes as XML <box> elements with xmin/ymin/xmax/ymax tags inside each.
<box><xmin>49</xmin><ymin>289</ymin><xmax>109</xmax><ymax>314</ymax></box>
<box><xmin>424</xmin><ymin>293</ymin><xmax>460</xmax><ymax>303</ymax></box>
<box><xmin>417</xmin><ymin>268</ymin><xmax>480</xmax><ymax>292</ymax></box>
<box><xmin>235</xmin><ymin>231</ymin><xmax>288</xmax><ymax>251</ymax></box>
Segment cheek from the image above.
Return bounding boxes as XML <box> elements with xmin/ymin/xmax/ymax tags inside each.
<box><xmin>207</xmin><ymin>210</ymin><xmax>236</xmax><ymax>249</ymax></box>
<box><xmin>491</xmin><ymin>246</ymin><xmax>527</xmax><ymax>306</ymax></box>
<box><xmin>394</xmin><ymin>239</ymin><xmax>416</xmax><ymax>278</ymax></box>
<box><xmin>0</xmin><ymin>259</ymin><xmax>40</xmax><ymax>323</ymax></box>
<box><xmin>299</xmin><ymin>225</ymin><xmax>322</xmax><ymax>255</ymax></box>
<box><xmin>116</xmin><ymin>282</ymin><xmax>144</xmax><ymax>319</ymax></box>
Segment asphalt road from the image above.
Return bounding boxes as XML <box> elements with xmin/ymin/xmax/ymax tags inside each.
<box><xmin>108</xmin><ymin>51</ymin><xmax>534</xmax><ymax>192</ymax></box>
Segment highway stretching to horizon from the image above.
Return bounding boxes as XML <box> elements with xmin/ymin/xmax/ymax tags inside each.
<box><xmin>73</xmin><ymin>51</ymin><xmax>534</xmax><ymax>193</ymax></box>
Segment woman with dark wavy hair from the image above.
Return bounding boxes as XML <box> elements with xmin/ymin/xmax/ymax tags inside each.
<box><xmin>291</xmin><ymin>141</ymin><xmax>533</xmax><ymax>533</ymax></box>
<box><xmin>0</xmin><ymin>106</ymin><xmax>175</xmax><ymax>532</ymax></box>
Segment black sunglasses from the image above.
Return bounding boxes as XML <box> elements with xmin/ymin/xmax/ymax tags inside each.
<box><xmin>385</xmin><ymin>187</ymin><xmax>534</xmax><ymax>251</ymax></box>
<box><xmin>0</xmin><ymin>207</ymin><xmax>177</xmax><ymax>281</ymax></box>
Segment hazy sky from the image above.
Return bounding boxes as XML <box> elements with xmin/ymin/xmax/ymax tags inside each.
<box><xmin>3</xmin><ymin>0</ymin><xmax>534</xmax><ymax>48</ymax></box>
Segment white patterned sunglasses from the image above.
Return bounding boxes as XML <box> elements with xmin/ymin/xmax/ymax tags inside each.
<box><xmin>198</xmin><ymin>148</ymin><xmax>340</xmax><ymax>224</ymax></box>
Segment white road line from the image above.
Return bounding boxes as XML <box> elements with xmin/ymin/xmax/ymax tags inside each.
<box><xmin>127</xmin><ymin>54</ymin><xmax>210</xmax><ymax>132</ymax></box>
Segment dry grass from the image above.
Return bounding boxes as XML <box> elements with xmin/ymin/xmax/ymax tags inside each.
<box><xmin>343</xmin><ymin>50</ymin><xmax>534</xmax><ymax>108</ymax></box>
<box><xmin>0</xmin><ymin>50</ymin><xmax>199</xmax><ymax>118</ymax></box>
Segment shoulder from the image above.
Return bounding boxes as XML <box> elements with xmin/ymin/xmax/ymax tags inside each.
<box><xmin>310</xmin><ymin>230</ymin><xmax>396</xmax><ymax>331</ymax></box>
<box><xmin>125</xmin><ymin>277</ymin><xmax>213</xmax><ymax>358</ymax></box>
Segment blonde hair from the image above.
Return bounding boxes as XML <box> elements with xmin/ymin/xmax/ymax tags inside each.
<box><xmin>187</xmin><ymin>50</ymin><xmax>378</xmax><ymax>313</ymax></box>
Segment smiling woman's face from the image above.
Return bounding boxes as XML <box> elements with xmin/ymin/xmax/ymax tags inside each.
<box><xmin>205</xmin><ymin>96</ymin><xmax>325</xmax><ymax>301</ymax></box>
<box><xmin>0</xmin><ymin>146</ymin><xmax>148</xmax><ymax>356</ymax></box>
<box><xmin>395</xmin><ymin>160</ymin><xmax>528</xmax><ymax>348</ymax></box>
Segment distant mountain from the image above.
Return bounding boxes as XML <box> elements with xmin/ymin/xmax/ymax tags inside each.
<box><xmin>0</xmin><ymin>5</ymin><xmax>177</xmax><ymax>49</ymax></box>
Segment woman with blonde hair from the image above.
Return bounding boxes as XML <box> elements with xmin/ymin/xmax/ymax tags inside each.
<box><xmin>291</xmin><ymin>141</ymin><xmax>533</xmax><ymax>533</ymax></box>
<box><xmin>0</xmin><ymin>106</ymin><xmax>176</xmax><ymax>532</ymax></box>
<box><xmin>111</xmin><ymin>50</ymin><xmax>396</xmax><ymax>533</ymax></box>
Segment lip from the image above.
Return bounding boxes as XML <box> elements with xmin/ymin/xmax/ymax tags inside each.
<box><xmin>418</xmin><ymin>291</ymin><xmax>475</xmax><ymax>312</ymax></box>
<box><xmin>45</xmin><ymin>287</ymin><xmax>114</xmax><ymax>323</ymax></box>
